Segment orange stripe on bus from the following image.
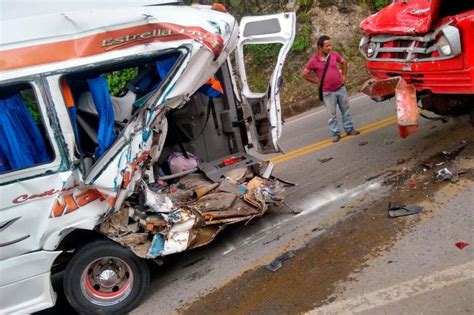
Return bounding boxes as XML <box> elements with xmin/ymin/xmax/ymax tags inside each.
<box><xmin>0</xmin><ymin>23</ymin><xmax>223</xmax><ymax>71</ymax></box>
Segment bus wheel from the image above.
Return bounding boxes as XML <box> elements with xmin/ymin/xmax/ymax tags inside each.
<box><xmin>63</xmin><ymin>240</ymin><xmax>150</xmax><ymax>314</ymax></box>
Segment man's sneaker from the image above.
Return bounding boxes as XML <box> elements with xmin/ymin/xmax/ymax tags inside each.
<box><xmin>332</xmin><ymin>135</ymin><xmax>341</xmax><ymax>142</ymax></box>
<box><xmin>346</xmin><ymin>130</ymin><xmax>360</xmax><ymax>136</ymax></box>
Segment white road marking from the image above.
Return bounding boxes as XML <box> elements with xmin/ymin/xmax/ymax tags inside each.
<box><xmin>307</xmin><ymin>260</ymin><xmax>474</xmax><ymax>315</ymax></box>
<box><xmin>286</xmin><ymin>108</ymin><xmax>326</xmax><ymax>125</ymax></box>
<box><xmin>349</xmin><ymin>94</ymin><xmax>368</xmax><ymax>103</ymax></box>
<box><xmin>222</xmin><ymin>244</ymin><xmax>236</xmax><ymax>255</ymax></box>
<box><xmin>286</xmin><ymin>94</ymin><xmax>368</xmax><ymax>125</ymax></box>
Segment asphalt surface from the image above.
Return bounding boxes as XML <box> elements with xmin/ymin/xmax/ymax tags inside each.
<box><xmin>41</xmin><ymin>95</ymin><xmax>474</xmax><ymax>314</ymax></box>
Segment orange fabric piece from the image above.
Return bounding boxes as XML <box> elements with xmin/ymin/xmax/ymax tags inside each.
<box><xmin>206</xmin><ymin>76</ymin><xmax>224</xmax><ymax>94</ymax></box>
<box><xmin>60</xmin><ymin>78</ymin><xmax>75</xmax><ymax>108</ymax></box>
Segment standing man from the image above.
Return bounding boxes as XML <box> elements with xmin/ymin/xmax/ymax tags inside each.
<box><xmin>301</xmin><ymin>35</ymin><xmax>360</xmax><ymax>142</ymax></box>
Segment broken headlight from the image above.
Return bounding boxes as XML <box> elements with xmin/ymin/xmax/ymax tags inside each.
<box><xmin>367</xmin><ymin>42</ymin><xmax>377</xmax><ymax>58</ymax></box>
<box><xmin>359</xmin><ymin>36</ymin><xmax>377</xmax><ymax>59</ymax></box>
<box><xmin>438</xmin><ymin>35</ymin><xmax>452</xmax><ymax>56</ymax></box>
<box><xmin>436</xmin><ymin>25</ymin><xmax>462</xmax><ymax>58</ymax></box>
<box><xmin>359</xmin><ymin>35</ymin><xmax>370</xmax><ymax>58</ymax></box>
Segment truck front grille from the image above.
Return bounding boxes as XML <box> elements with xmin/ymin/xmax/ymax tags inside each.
<box><xmin>360</xmin><ymin>25</ymin><xmax>461</xmax><ymax>62</ymax></box>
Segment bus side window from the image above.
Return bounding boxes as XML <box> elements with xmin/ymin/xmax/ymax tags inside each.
<box><xmin>0</xmin><ymin>83</ymin><xmax>53</xmax><ymax>173</ymax></box>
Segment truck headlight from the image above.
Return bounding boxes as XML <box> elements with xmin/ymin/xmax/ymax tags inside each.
<box><xmin>367</xmin><ymin>42</ymin><xmax>377</xmax><ymax>58</ymax></box>
<box><xmin>359</xmin><ymin>36</ymin><xmax>369</xmax><ymax>49</ymax></box>
<box><xmin>359</xmin><ymin>36</ymin><xmax>370</xmax><ymax>58</ymax></box>
<box><xmin>438</xmin><ymin>35</ymin><xmax>452</xmax><ymax>56</ymax></box>
<box><xmin>436</xmin><ymin>25</ymin><xmax>461</xmax><ymax>58</ymax></box>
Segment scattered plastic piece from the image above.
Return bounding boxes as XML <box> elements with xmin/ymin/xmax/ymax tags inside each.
<box><xmin>388</xmin><ymin>202</ymin><xmax>423</xmax><ymax>218</ymax></box>
<box><xmin>436</xmin><ymin>168</ymin><xmax>459</xmax><ymax>182</ymax></box>
<box><xmin>421</xmin><ymin>160</ymin><xmax>436</xmax><ymax>169</ymax></box>
<box><xmin>358</xmin><ymin>141</ymin><xmax>368</xmax><ymax>146</ymax></box>
<box><xmin>455</xmin><ymin>242</ymin><xmax>469</xmax><ymax>250</ymax></box>
<box><xmin>442</xmin><ymin>143</ymin><xmax>466</xmax><ymax>158</ymax></box>
<box><xmin>319</xmin><ymin>157</ymin><xmax>333</xmax><ymax>163</ymax></box>
<box><xmin>409</xmin><ymin>179</ymin><xmax>417</xmax><ymax>187</ymax></box>
<box><xmin>265</xmin><ymin>251</ymin><xmax>295</xmax><ymax>272</ymax></box>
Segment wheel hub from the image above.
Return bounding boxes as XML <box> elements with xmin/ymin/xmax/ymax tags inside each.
<box><xmin>81</xmin><ymin>256</ymin><xmax>134</xmax><ymax>306</ymax></box>
<box><xmin>98</xmin><ymin>268</ymin><xmax>120</xmax><ymax>287</ymax></box>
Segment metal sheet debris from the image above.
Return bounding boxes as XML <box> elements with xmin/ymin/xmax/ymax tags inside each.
<box><xmin>144</xmin><ymin>185</ymin><xmax>174</xmax><ymax>213</ymax></box>
<box><xmin>265</xmin><ymin>251</ymin><xmax>295</xmax><ymax>272</ymax></box>
<box><xmin>115</xmin><ymin>233</ymin><xmax>150</xmax><ymax>258</ymax></box>
<box><xmin>99</xmin><ymin>207</ymin><xmax>130</xmax><ymax>236</ymax></box>
<box><xmin>217</xmin><ymin>179</ymin><xmax>242</xmax><ymax>196</ymax></box>
<box><xmin>388</xmin><ymin>202</ymin><xmax>424</xmax><ymax>218</ymax></box>
<box><xmin>193</xmin><ymin>192</ymin><xmax>236</xmax><ymax>212</ymax></box>
<box><xmin>100</xmin><ymin>168</ymin><xmax>284</xmax><ymax>258</ymax></box>
<box><xmin>202</xmin><ymin>198</ymin><xmax>259</xmax><ymax>221</ymax></box>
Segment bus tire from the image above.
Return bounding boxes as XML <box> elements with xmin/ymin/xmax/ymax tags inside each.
<box><xmin>63</xmin><ymin>239</ymin><xmax>150</xmax><ymax>314</ymax></box>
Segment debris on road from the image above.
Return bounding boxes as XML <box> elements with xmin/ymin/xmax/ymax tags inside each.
<box><xmin>442</xmin><ymin>142</ymin><xmax>467</xmax><ymax>158</ymax></box>
<box><xmin>319</xmin><ymin>157</ymin><xmax>333</xmax><ymax>163</ymax></box>
<box><xmin>388</xmin><ymin>202</ymin><xmax>424</xmax><ymax>218</ymax></box>
<box><xmin>358</xmin><ymin>141</ymin><xmax>369</xmax><ymax>146</ymax></box>
<box><xmin>265</xmin><ymin>251</ymin><xmax>295</xmax><ymax>272</ymax></box>
<box><xmin>280</xmin><ymin>200</ymin><xmax>301</xmax><ymax>215</ymax></box>
<box><xmin>436</xmin><ymin>168</ymin><xmax>459</xmax><ymax>182</ymax></box>
<box><xmin>455</xmin><ymin>242</ymin><xmax>470</xmax><ymax>250</ymax></box>
<box><xmin>421</xmin><ymin>160</ymin><xmax>437</xmax><ymax>169</ymax></box>
<box><xmin>421</xmin><ymin>142</ymin><xmax>469</xmax><ymax>172</ymax></box>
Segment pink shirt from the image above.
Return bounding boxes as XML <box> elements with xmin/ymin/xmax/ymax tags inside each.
<box><xmin>305</xmin><ymin>51</ymin><xmax>343</xmax><ymax>92</ymax></box>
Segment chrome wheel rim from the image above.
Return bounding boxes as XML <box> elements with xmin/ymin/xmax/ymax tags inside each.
<box><xmin>80</xmin><ymin>256</ymin><xmax>134</xmax><ymax>306</ymax></box>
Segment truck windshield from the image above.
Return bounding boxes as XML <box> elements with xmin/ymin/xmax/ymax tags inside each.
<box><xmin>439</xmin><ymin>0</ymin><xmax>474</xmax><ymax>18</ymax></box>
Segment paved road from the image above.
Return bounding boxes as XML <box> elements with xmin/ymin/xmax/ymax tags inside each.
<box><xmin>43</xmin><ymin>95</ymin><xmax>474</xmax><ymax>314</ymax></box>
<box><xmin>139</xmin><ymin>95</ymin><xmax>472</xmax><ymax>314</ymax></box>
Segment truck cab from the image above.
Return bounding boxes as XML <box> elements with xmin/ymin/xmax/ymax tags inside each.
<box><xmin>359</xmin><ymin>0</ymin><xmax>474</xmax><ymax>137</ymax></box>
<box><xmin>0</xmin><ymin>1</ymin><xmax>295</xmax><ymax>313</ymax></box>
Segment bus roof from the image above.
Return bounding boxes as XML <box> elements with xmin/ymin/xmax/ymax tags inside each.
<box><xmin>0</xmin><ymin>0</ymin><xmax>180</xmax><ymax>20</ymax></box>
<box><xmin>0</xmin><ymin>1</ymin><xmax>232</xmax><ymax>78</ymax></box>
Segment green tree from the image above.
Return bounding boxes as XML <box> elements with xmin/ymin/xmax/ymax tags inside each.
<box><xmin>106</xmin><ymin>68</ymin><xmax>138</xmax><ymax>96</ymax></box>
<box><xmin>372</xmin><ymin>0</ymin><xmax>390</xmax><ymax>11</ymax></box>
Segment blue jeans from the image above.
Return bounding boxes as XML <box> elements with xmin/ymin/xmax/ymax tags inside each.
<box><xmin>322</xmin><ymin>86</ymin><xmax>355</xmax><ymax>136</ymax></box>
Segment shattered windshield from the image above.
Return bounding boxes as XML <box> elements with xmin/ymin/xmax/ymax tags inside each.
<box><xmin>131</xmin><ymin>51</ymin><xmax>185</xmax><ymax>111</ymax></box>
<box><xmin>60</xmin><ymin>50</ymin><xmax>184</xmax><ymax>160</ymax></box>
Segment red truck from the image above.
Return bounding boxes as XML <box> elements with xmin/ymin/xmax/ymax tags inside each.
<box><xmin>359</xmin><ymin>0</ymin><xmax>474</xmax><ymax>137</ymax></box>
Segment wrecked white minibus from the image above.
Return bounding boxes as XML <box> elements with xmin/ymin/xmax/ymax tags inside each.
<box><xmin>0</xmin><ymin>1</ymin><xmax>295</xmax><ymax>313</ymax></box>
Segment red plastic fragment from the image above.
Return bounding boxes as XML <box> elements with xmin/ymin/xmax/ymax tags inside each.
<box><xmin>455</xmin><ymin>242</ymin><xmax>469</xmax><ymax>250</ymax></box>
<box><xmin>222</xmin><ymin>157</ymin><xmax>240</xmax><ymax>166</ymax></box>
